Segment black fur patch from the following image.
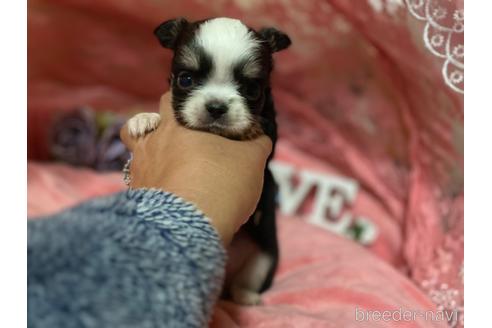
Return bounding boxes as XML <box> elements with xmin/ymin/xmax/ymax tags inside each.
<box><xmin>259</xmin><ymin>27</ymin><xmax>292</xmax><ymax>53</ymax></box>
<box><xmin>170</xmin><ymin>42</ymin><xmax>213</xmax><ymax>126</ymax></box>
<box><xmin>154</xmin><ymin>18</ymin><xmax>188</xmax><ymax>49</ymax></box>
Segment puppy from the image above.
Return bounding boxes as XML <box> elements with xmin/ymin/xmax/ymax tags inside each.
<box><xmin>128</xmin><ymin>17</ymin><xmax>290</xmax><ymax>305</ymax></box>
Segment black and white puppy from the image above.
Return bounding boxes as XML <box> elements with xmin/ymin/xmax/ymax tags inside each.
<box><xmin>127</xmin><ymin>17</ymin><xmax>290</xmax><ymax>305</ymax></box>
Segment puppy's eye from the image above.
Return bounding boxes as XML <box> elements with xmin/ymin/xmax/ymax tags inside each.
<box><xmin>243</xmin><ymin>82</ymin><xmax>262</xmax><ymax>101</ymax></box>
<box><xmin>177</xmin><ymin>71</ymin><xmax>194</xmax><ymax>89</ymax></box>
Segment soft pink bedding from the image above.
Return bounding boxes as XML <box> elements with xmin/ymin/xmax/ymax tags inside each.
<box><xmin>28</xmin><ymin>161</ymin><xmax>446</xmax><ymax>328</ymax></box>
<box><xmin>28</xmin><ymin>0</ymin><xmax>464</xmax><ymax>326</ymax></box>
<box><xmin>28</xmin><ymin>163</ymin><xmax>124</xmax><ymax>217</ymax></box>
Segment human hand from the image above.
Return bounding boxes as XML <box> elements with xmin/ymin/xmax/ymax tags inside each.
<box><xmin>120</xmin><ymin>92</ymin><xmax>272</xmax><ymax>245</ymax></box>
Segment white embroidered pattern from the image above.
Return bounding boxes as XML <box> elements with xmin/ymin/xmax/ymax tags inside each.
<box><xmin>405</xmin><ymin>0</ymin><xmax>464</xmax><ymax>94</ymax></box>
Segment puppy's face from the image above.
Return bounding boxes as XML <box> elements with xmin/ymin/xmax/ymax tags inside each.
<box><xmin>154</xmin><ymin>17</ymin><xmax>291</xmax><ymax>139</ymax></box>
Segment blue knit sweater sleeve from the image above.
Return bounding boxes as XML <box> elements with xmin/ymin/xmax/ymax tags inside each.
<box><xmin>28</xmin><ymin>189</ymin><xmax>226</xmax><ymax>328</ymax></box>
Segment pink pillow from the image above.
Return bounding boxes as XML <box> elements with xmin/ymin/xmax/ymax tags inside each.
<box><xmin>274</xmin><ymin>140</ymin><xmax>404</xmax><ymax>266</ymax></box>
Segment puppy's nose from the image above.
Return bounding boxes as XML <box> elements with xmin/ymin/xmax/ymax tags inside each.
<box><xmin>206</xmin><ymin>101</ymin><xmax>228</xmax><ymax>119</ymax></box>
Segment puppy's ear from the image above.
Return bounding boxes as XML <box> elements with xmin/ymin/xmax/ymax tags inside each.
<box><xmin>259</xmin><ymin>27</ymin><xmax>291</xmax><ymax>53</ymax></box>
<box><xmin>154</xmin><ymin>18</ymin><xmax>187</xmax><ymax>49</ymax></box>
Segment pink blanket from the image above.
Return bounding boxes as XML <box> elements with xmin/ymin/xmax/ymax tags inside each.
<box><xmin>28</xmin><ymin>0</ymin><xmax>463</xmax><ymax>326</ymax></box>
<box><xmin>28</xmin><ymin>161</ymin><xmax>447</xmax><ymax>328</ymax></box>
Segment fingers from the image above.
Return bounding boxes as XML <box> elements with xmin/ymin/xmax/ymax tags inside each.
<box><xmin>121</xmin><ymin>91</ymin><xmax>173</xmax><ymax>151</ymax></box>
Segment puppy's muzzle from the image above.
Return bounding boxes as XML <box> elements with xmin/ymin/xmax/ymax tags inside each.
<box><xmin>206</xmin><ymin>101</ymin><xmax>228</xmax><ymax>119</ymax></box>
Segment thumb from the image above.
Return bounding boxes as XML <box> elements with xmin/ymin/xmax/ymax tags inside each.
<box><xmin>159</xmin><ymin>91</ymin><xmax>175</xmax><ymax>121</ymax></box>
<box><xmin>120</xmin><ymin>91</ymin><xmax>173</xmax><ymax>152</ymax></box>
<box><xmin>120</xmin><ymin>122</ymin><xmax>136</xmax><ymax>152</ymax></box>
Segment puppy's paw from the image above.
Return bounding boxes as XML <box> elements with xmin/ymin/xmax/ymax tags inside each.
<box><xmin>127</xmin><ymin>113</ymin><xmax>161</xmax><ymax>138</ymax></box>
<box><xmin>230</xmin><ymin>285</ymin><xmax>263</xmax><ymax>306</ymax></box>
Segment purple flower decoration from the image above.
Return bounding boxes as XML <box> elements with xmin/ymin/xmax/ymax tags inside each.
<box><xmin>50</xmin><ymin>107</ymin><xmax>131</xmax><ymax>171</ymax></box>
<box><xmin>94</xmin><ymin>118</ymin><xmax>131</xmax><ymax>171</ymax></box>
<box><xmin>50</xmin><ymin>108</ymin><xmax>98</xmax><ymax>167</ymax></box>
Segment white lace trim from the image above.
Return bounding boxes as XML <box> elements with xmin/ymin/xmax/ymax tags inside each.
<box><xmin>405</xmin><ymin>0</ymin><xmax>464</xmax><ymax>94</ymax></box>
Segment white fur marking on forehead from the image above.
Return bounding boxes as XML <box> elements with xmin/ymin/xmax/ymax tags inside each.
<box><xmin>196</xmin><ymin>18</ymin><xmax>260</xmax><ymax>78</ymax></box>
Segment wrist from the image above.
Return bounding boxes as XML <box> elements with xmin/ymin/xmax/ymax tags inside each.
<box><xmin>164</xmin><ymin>186</ymin><xmax>238</xmax><ymax>245</ymax></box>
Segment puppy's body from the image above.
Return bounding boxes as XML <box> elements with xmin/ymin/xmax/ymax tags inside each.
<box><xmin>128</xmin><ymin>17</ymin><xmax>290</xmax><ymax>305</ymax></box>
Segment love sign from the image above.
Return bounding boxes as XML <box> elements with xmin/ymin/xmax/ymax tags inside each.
<box><xmin>269</xmin><ymin>161</ymin><xmax>378</xmax><ymax>245</ymax></box>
